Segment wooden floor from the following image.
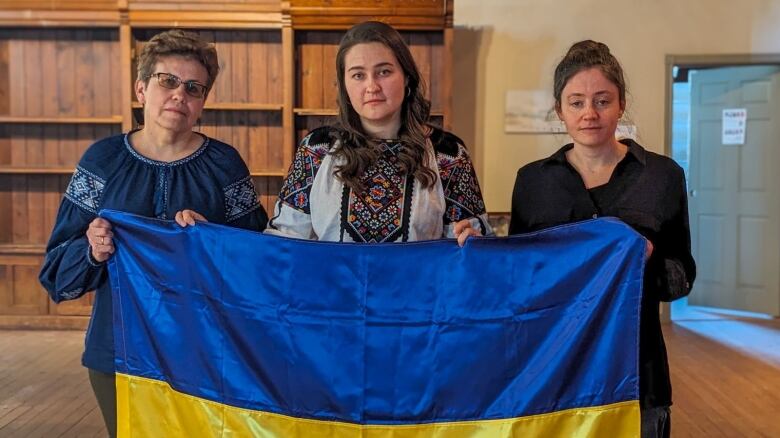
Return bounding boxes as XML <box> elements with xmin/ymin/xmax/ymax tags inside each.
<box><xmin>1</xmin><ymin>313</ymin><xmax>778</xmax><ymax>437</ymax></box>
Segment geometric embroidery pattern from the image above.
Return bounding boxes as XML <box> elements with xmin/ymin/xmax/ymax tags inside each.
<box><xmin>224</xmin><ymin>176</ymin><xmax>260</xmax><ymax>222</ymax></box>
<box><xmin>279</xmin><ymin>131</ymin><xmax>331</xmax><ymax>214</ymax></box>
<box><xmin>344</xmin><ymin>142</ymin><xmax>410</xmax><ymax>243</ymax></box>
<box><xmin>437</xmin><ymin>143</ymin><xmax>487</xmax><ymax>225</ymax></box>
<box><xmin>65</xmin><ymin>166</ymin><xmax>106</xmax><ymax>214</ymax></box>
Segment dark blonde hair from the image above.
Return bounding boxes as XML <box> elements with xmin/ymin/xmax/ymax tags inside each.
<box><xmin>136</xmin><ymin>29</ymin><xmax>220</xmax><ymax>96</ymax></box>
<box><xmin>553</xmin><ymin>40</ymin><xmax>626</xmax><ymax>112</ymax></box>
<box><xmin>332</xmin><ymin>21</ymin><xmax>436</xmax><ymax>192</ymax></box>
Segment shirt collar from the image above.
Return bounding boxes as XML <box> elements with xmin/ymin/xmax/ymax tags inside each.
<box><xmin>542</xmin><ymin>138</ymin><xmax>646</xmax><ymax>167</ymax></box>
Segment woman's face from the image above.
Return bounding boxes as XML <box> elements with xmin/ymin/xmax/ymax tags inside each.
<box><xmin>556</xmin><ymin>67</ymin><xmax>624</xmax><ymax>149</ymax></box>
<box><xmin>136</xmin><ymin>55</ymin><xmax>209</xmax><ymax>135</ymax></box>
<box><xmin>343</xmin><ymin>42</ymin><xmax>407</xmax><ymax>135</ymax></box>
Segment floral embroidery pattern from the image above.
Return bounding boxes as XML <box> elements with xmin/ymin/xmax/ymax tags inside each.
<box><xmin>344</xmin><ymin>142</ymin><xmax>410</xmax><ymax>243</ymax></box>
<box><xmin>279</xmin><ymin>132</ymin><xmax>330</xmax><ymax>214</ymax></box>
<box><xmin>437</xmin><ymin>144</ymin><xmax>486</xmax><ymax>224</ymax></box>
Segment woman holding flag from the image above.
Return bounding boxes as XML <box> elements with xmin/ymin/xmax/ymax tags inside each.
<box><xmin>509</xmin><ymin>40</ymin><xmax>696</xmax><ymax>438</ymax></box>
<box><xmin>266</xmin><ymin>21</ymin><xmax>491</xmax><ymax>245</ymax></box>
<box><xmin>39</xmin><ymin>30</ymin><xmax>267</xmax><ymax>436</ymax></box>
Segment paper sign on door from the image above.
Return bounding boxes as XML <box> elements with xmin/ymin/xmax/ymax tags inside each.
<box><xmin>722</xmin><ymin>108</ymin><xmax>747</xmax><ymax>145</ymax></box>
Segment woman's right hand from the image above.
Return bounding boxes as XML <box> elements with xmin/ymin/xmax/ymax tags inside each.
<box><xmin>86</xmin><ymin>218</ymin><xmax>114</xmax><ymax>263</ymax></box>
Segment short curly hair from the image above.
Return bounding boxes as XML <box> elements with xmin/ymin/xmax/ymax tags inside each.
<box><xmin>136</xmin><ymin>29</ymin><xmax>220</xmax><ymax>96</ymax></box>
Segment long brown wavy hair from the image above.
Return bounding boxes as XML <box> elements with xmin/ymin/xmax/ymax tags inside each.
<box><xmin>332</xmin><ymin>21</ymin><xmax>436</xmax><ymax>192</ymax></box>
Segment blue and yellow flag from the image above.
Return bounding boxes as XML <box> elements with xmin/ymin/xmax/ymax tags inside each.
<box><xmin>106</xmin><ymin>210</ymin><xmax>643</xmax><ymax>437</ymax></box>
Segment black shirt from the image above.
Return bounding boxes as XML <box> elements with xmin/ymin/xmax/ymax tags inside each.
<box><xmin>510</xmin><ymin>139</ymin><xmax>696</xmax><ymax>409</ymax></box>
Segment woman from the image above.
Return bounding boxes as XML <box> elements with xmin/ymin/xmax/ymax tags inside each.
<box><xmin>39</xmin><ymin>29</ymin><xmax>268</xmax><ymax>436</ymax></box>
<box><xmin>268</xmin><ymin>21</ymin><xmax>490</xmax><ymax>245</ymax></box>
<box><xmin>509</xmin><ymin>40</ymin><xmax>696</xmax><ymax>438</ymax></box>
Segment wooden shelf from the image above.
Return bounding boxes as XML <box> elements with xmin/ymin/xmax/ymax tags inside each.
<box><xmin>131</xmin><ymin>102</ymin><xmax>284</xmax><ymax>111</ymax></box>
<box><xmin>0</xmin><ymin>116</ymin><xmax>123</xmax><ymax>124</ymax></box>
<box><xmin>0</xmin><ymin>167</ymin><xmax>74</xmax><ymax>175</ymax></box>
<box><xmin>294</xmin><ymin>108</ymin><xmax>338</xmax><ymax>116</ymax></box>
<box><xmin>0</xmin><ymin>0</ymin><xmax>453</xmax><ymax>329</ymax></box>
<box><xmin>0</xmin><ymin>244</ymin><xmax>46</xmax><ymax>255</ymax></box>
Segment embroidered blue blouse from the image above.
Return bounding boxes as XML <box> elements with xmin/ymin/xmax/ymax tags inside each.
<box><xmin>39</xmin><ymin>131</ymin><xmax>268</xmax><ymax>374</ymax></box>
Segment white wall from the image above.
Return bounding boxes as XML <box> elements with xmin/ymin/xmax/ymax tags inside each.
<box><xmin>453</xmin><ymin>0</ymin><xmax>780</xmax><ymax>212</ymax></box>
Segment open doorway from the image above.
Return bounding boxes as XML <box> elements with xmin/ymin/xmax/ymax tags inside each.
<box><xmin>665</xmin><ymin>56</ymin><xmax>780</xmax><ymax>321</ymax></box>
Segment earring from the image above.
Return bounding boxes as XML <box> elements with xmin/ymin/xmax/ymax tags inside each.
<box><xmin>405</xmin><ymin>87</ymin><xmax>411</xmax><ymax>98</ymax></box>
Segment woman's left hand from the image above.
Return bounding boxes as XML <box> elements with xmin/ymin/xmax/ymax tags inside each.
<box><xmin>175</xmin><ymin>209</ymin><xmax>208</xmax><ymax>227</ymax></box>
<box><xmin>454</xmin><ymin>219</ymin><xmax>482</xmax><ymax>247</ymax></box>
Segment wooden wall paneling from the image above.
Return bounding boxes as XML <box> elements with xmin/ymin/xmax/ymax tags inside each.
<box><xmin>40</xmin><ymin>30</ymin><xmax>59</xmax><ymax>120</ymax></box>
<box><xmin>92</xmin><ymin>30</ymin><xmax>111</xmax><ymax>118</ymax></box>
<box><xmin>295</xmin><ymin>114</ymin><xmax>337</xmax><ymax>143</ymax></box>
<box><xmin>248</xmin><ymin>111</ymin><xmax>268</xmax><ymax>172</ymax></box>
<box><xmin>442</xmin><ymin>27</ymin><xmax>452</xmax><ymax>129</ymax></box>
<box><xmin>265</xmin><ymin>111</ymin><xmax>284</xmax><ymax>172</ymax></box>
<box><xmin>321</xmin><ymin>35</ymin><xmax>339</xmax><ymax>111</ymax></box>
<box><xmin>42</xmin><ymin>175</ymin><xmax>62</xmax><ymax>245</ymax></box>
<box><xmin>23</xmin><ymin>32</ymin><xmax>43</xmax><ymax>118</ymax></box>
<box><xmin>282</xmin><ymin>25</ymin><xmax>294</xmax><ymax>169</ymax></box>
<box><xmin>253</xmin><ymin>175</ymin><xmax>283</xmax><ymax>215</ymax></box>
<box><xmin>11</xmin><ymin>176</ymin><xmax>28</xmax><ymax>243</ymax></box>
<box><xmin>0</xmin><ymin>255</ymin><xmax>48</xmax><ymax>316</ymax></box>
<box><xmin>296</xmin><ymin>31</ymin><xmax>324</xmax><ymax>109</ymax></box>
<box><xmin>0</xmin><ymin>177</ymin><xmax>11</xmax><ymax>243</ymax></box>
<box><xmin>0</xmin><ymin>37</ymin><xmax>8</xmax><ymax>116</ymax></box>
<box><xmin>26</xmin><ymin>177</ymin><xmax>46</xmax><ymax>245</ymax></box>
<box><xmin>407</xmin><ymin>32</ymin><xmax>432</xmax><ymax>106</ymax></box>
<box><xmin>248</xmin><ymin>32</ymin><xmax>268</xmax><ymax>107</ymax></box>
<box><xmin>0</xmin><ymin>1</ymin><xmax>120</xmax><ymax>11</ymax></box>
<box><xmin>8</xmin><ymin>33</ymin><xmax>26</xmax><ymax>116</ymax></box>
<box><xmin>75</xmin><ymin>30</ymin><xmax>94</xmax><ymax>118</ymax></box>
<box><xmin>0</xmin><ymin>126</ymin><xmax>8</xmax><ymax>167</ymax></box>
<box><xmin>9</xmin><ymin>125</ymin><xmax>24</xmax><ymax>167</ymax></box>
<box><xmin>215</xmin><ymin>29</ymin><xmax>235</xmax><ymax>103</ymax></box>
<box><xmin>266</xmin><ymin>32</ymin><xmax>284</xmax><ymax>106</ymax></box>
<box><xmin>55</xmin><ymin>29</ymin><xmax>76</xmax><ymax>117</ymax></box>
<box><xmin>120</xmin><ymin>23</ymin><xmax>133</xmax><ymax>132</ymax></box>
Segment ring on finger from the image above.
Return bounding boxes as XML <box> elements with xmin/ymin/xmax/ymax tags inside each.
<box><xmin>101</xmin><ymin>236</ymin><xmax>105</xmax><ymax>245</ymax></box>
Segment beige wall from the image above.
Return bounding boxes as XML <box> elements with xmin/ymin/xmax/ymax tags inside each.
<box><xmin>453</xmin><ymin>0</ymin><xmax>780</xmax><ymax>212</ymax></box>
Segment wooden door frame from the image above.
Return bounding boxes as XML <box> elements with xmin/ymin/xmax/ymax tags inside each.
<box><xmin>663</xmin><ymin>54</ymin><xmax>780</xmax><ymax>321</ymax></box>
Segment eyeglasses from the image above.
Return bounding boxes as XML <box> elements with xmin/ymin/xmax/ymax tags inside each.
<box><xmin>149</xmin><ymin>72</ymin><xmax>208</xmax><ymax>99</ymax></box>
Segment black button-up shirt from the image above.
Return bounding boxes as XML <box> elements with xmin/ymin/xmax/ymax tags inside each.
<box><xmin>510</xmin><ymin>139</ymin><xmax>696</xmax><ymax>409</ymax></box>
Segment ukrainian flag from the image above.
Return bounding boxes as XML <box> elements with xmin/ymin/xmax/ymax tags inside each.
<box><xmin>105</xmin><ymin>210</ymin><xmax>643</xmax><ymax>437</ymax></box>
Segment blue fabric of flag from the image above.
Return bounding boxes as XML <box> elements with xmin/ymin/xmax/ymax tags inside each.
<box><xmin>106</xmin><ymin>209</ymin><xmax>643</xmax><ymax>425</ymax></box>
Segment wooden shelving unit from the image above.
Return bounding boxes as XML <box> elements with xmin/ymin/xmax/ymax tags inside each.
<box><xmin>0</xmin><ymin>0</ymin><xmax>454</xmax><ymax>329</ymax></box>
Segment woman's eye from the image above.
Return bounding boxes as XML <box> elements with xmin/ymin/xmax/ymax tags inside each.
<box><xmin>379</xmin><ymin>69</ymin><xmax>392</xmax><ymax>76</ymax></box>
<box><xmin>352</xmin><ymin>72</ymin><xmax>364</xmax><ymax>80</ymax></box>
<box><xmin>570</xmin><ymin>101</ymin><xmax>583</xmax><ymax>108</ymax></box>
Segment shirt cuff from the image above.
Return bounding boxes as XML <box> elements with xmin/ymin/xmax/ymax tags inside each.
<box><xmin>86</xmin><ymin>244</ymin><xmax>106</xmax><ymax>267</ymax></box>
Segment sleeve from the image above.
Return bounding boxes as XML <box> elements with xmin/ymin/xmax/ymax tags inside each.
<box><xmin>509</xmin><ymin>168</ymin><xmax>529</xmax><ymax>235</ymax></box>
<box><xmin>223</xmin><ymin>173</ymin><xmax>269</xmax><ymax>232</ymax></box>
<box><xmin>438</xmin><ymin>142</ymin><xmax>494</xmax><ymax>238</ymax></box>
<box><xmin>647</xmin><ymin>167</ymin><xmax>697</xmax><ymax>302</ymax></box>
<box><xmin>265</xmin><ymin>131</ymin><xmax>330</xmax><ymax>240</ymax></box>
<box><xmin>38</xmin><ymin>166</ymin><xmax>107</xmax><ymax>303</ymax></box>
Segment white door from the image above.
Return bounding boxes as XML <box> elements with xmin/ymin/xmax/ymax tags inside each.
<box><xmin>687</xmin><ymin>65</ymin><xmax>780</xmax><ymax>315</ymax></box>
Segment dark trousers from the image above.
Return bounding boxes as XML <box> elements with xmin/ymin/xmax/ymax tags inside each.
<box><xmin>641</xmin><ymin>406</ymin><xmax>671</xmax><ymax>438</ymax></box>
<box><xmin>88</xmin><ymin>369</ymin><xmax>117</xmax><ymax>438</ymax></box>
